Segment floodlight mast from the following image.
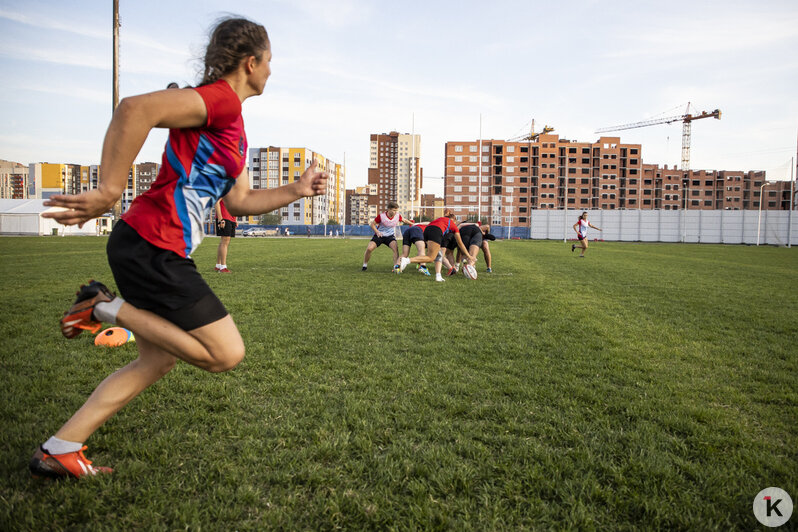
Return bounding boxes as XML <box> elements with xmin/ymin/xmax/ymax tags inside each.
<box><xmin>595</xmin><ymin>103</ymin><xmax>721</xmax><ymax>171</ymax></box>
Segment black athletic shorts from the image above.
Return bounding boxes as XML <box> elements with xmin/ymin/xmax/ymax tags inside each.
<box><xmin>402</xmin><ymin>226</ymin><xmax>424</xmax><ymax>246</ymax></box>
<box><xmin>216</xmin><ymin>219</ymin><xmax>236</xmax><ymax>237</ymax></box>
<box><xmin>107</xmin><ymin>221</ymin><xmax>228</xmax><ymax>331</ymax></box>
<box><xmin>460</xmin><ymin>225</ymin><xmax>483</xmax><ymax>249</ymax></box>
<box><xmin>423</xmin><ymin>225</ymin><xmax>444</xmax><ymax>246</ymax></box>
<box><xmin>370</xmin><ymin>235</ymin><xmax>396</xmax><ymax>247</ymax></box>
<box><xmin>442</xmin><ymin>232</ymin><xmax>457</xmax><ymax>250</ymax></box>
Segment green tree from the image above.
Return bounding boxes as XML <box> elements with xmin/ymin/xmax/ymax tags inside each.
<box><xmin>326</xmin><ymin>218</ymin><xmax>341</xmax><ymax>226</ymax></box>
<box><xmin>260</xmin><ymin>213</ymin><xmax>281</xmax><ymax>225</ymax></box>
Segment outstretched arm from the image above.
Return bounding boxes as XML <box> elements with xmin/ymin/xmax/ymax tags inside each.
<box><xmin>43</xmin><ymin>88</ymin><xmax>207</xmax><ymax>227</ymax></box>
<box><xmin>223</xmin><ymin>160</ymin><xmax>328</xmax><ymax>217</ymax></box>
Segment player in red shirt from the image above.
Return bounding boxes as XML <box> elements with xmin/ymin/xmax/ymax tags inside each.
<box><xmin>32</xmin><ymin>17</ymin><xmax>328</xmax><ymax>479</ymax></box>
<box><xmin>398</xmin><ymin>210</ymin><xmax>475</xmax><ymax>281</ymax></box>
<box><xmin>214</xmin><ymin>199</ymin><xmax>236</xmax><ymax>272</ymax></box>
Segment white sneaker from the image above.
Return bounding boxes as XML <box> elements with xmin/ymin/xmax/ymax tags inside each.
<box><xmin>399</xmin><ymin>257</ymin><xmax>411</xmax><ymax>272</ymax></box>
<box><xmin>435</xmin><ymin>275</ymin><xmax>446</xmax><ymax>282</ymax></box>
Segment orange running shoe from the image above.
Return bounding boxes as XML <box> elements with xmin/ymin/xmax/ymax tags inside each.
<box><xmin>29</xmin><ymin>446</ymin><xmax>113</xmax><ymax>479</ymax></box>
<box><xmin>60</xmin><ymin>280</ymin><xmax>116</xmax><ymax>338</ymax></box>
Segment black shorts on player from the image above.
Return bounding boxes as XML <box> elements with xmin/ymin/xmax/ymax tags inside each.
<box><xmin>423</xmin><ymin>225</ymin><xmax>444</xmax><ymax>245</ymax></box>
<box><xmin>107</xmin><ymin>221</ymin><xmax>228</xmax><ymax>331</ymax></box>
<box><xmin>370</xmin><ymin>235</ymin><xmax>396</xmax><ymax>247</ymax></box>
<box><xmin>216</xmin><ymin>220</ymin><xmax>236</xmax><ymax>237</ymax></box>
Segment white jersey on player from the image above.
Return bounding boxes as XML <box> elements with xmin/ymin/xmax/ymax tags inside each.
<box><xmin>374</xmin><ymin>212</ymin><xmax>404</xmax><ymax>237</ymax></box>
<box><xmin>577</xmin><ymin>218</ymin><xmax>589</xmax><ymax>238</ymax></box>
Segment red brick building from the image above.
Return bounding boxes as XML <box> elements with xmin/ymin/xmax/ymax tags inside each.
<box><xmin>444</xmin><ymin>133</ymin><xmax>792</xmax><ymax>224</ymax></box>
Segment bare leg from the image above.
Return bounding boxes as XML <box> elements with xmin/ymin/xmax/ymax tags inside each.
<box><xmin>53</xmin><ymin>311</ymin><xmax>245</xmax><ymax>444</ymax></box>
<box><xmin>389</xmin><ymin>240</ymin><xmax>400</xmax><ymax>266</ymax></box>
<box><xmin>482</xmin><ymin>242</ymin><xmax>492</xmax><ymax>269</ymax></box>
<box><xmin>55</xmin><ymin>336</ymin><xmax>177</xmax><ymax>443</ymax></box>
<box><xmin>410</xmin><ymin>241</ymin><xmax>441</xmax><ymax>264</ymax></box>
<box><xmin>216</xmin><ymin>236</ymin><xmax>231</xmax><ymax>266</ymax></box>
<box><xmin>362</xmin><ymin>241</ymin><xmax>377</xmax><ymax>265</ymax></box>
<box><xmin>115</xmin><ymin>306</ymin><xmax>244</xmax><ymax>373</ymax></box>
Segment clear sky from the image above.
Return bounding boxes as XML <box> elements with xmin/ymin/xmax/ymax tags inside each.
<box><xmin>1</xmin><ymin>0</ymin><xmax>796</xmax><ymax>196</ymax></box>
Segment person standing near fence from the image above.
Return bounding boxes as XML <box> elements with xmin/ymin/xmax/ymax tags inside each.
<box><xmin>572</xmin><ymin>212</ymin><xmax>601</xmax><ymax>257</ymax></box>
<box><xmin>214</xmin><ymin>199</ymin><xmax>236</xmax><ymax>273</ymax></box>
<box><xmin>31</xmin><ymin>16</ymin><xmax>328</xmax><ymax>479</ymax></box>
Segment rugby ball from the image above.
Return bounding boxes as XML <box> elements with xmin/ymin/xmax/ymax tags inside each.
<box><xmin>94</xmin><ymin>327</ymin><xmax>135</xmax><ymax>347</ymax></box>
<box><xmin>463</xmin><ymin>264</ymin><xmax>478</xmax><ymax>280</ymax></box>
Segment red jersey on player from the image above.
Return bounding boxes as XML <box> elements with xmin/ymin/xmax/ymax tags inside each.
<box><xmin>428</xmin><ymin>216</ymin><xmax>459</xmax><ymax>234</ymax></box>
<box><xmin>122</xmin><ymin>79</ymin><xmax>247</xmax><ymax>258</ymax></box>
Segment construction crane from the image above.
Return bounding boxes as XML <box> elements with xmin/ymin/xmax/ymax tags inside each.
<box><xmin>595</xmin><ymin>103</ymin><xmax>721</xmax><ymax>171</ymax></box>
<box><xmin>509</xmin><ymin>119</ymin><xmax>555</xmax><ymax>142</ymax></box>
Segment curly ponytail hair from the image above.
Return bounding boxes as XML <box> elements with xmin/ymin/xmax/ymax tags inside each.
<box><xmin>200</xmin><ymin>17</ymin><xmax>269</xmax><ymax>86</ymax></box>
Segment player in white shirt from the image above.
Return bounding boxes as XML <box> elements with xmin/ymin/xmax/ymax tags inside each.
<box><xmin>361</xmin><ymin>201</ymin><xmax>409</xmax><ymax>271</ymax></box>
<box><xmin>572</xmin><ymin>211</ymin><xmax>601</xmax><ymax>257</ymax></box>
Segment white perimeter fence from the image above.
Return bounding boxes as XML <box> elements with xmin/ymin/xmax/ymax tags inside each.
<box><xmin>528</xmin><ymin>210</ymin><xmax>798</xmax><ymax>246</ymax></box>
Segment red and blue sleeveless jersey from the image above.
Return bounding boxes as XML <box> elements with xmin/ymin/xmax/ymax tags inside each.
<box><xmin>122</xmin><ymin>79</ymin><xmax>247</xmax><ymax>258</ymax></box>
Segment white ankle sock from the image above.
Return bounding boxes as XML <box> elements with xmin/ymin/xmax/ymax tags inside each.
<box><xmin>216</xmin><ymin>264</ymin><xmax>222</xmax><ymax>269</ymax></box>
<box><xmin>94</xmin><ymin>297</ymin><xmax>124</xmax><ymax>324</ymax></box>
<box><xmin>42</xmin><ymin>436</ymin><xmax>83</xmax><ymax>455</ymax></box>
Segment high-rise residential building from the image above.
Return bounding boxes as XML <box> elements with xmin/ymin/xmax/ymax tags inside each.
<box><xmin>368</xmin><ymin>131</ymin><xmax>422</xmax><ymax>218</ymax></box>
<box><xmin>28</xmin><ymin>163</ymin><xmax>68</xmax><ymax>199</ymax></box>
<box><xmin>345</xmin><ymin>186</ymin><xmax>371</xmax><ymax>225</ymax></box>
<box><xmin>248</xmin><ymin>146</ymin><xmax>345</xmax><ymax>225</ymax></box>
<box><xmin>0</xmin><ymin>160</ymin><xmax>29</xmax><ymax>199</ymax></box>
<box><xmin>135</xmin><ymin>162</ymin><xmax>159</xmax><ymax>197</ymax></box>
<box><xmin>444</xmin><ymin>133</ymin><xmax>792</xmax><ymax>224</ymax></box>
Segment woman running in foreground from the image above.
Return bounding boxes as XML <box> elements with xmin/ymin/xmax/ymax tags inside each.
<box><xmin>30</xmin><ymin>16</ymin><xmax>328</xmax><ymax>479</ymax></box>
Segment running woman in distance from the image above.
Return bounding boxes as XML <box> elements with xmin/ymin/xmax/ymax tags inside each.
<box><xmin>572</xmin><ymin>211</ymin><xmax>601</xmax><ymax>257</ymax></box>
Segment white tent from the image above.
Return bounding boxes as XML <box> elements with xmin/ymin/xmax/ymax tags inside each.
<box><xmin>0</xmin><ymin>199</ymin><xmax>107</xmax><ymax>236</ymax></box>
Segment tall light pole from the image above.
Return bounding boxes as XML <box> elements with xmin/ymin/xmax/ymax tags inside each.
<box><xmin>111</xmin><ymin>0</ymin><xmax>121</xmax><ymax>224</ymax></box>
<box><xmin>112</xmin><ymin>0</ymin><xmax>119</xmax><ymax>112</ymax></box>
<box><xmin>757</xmin><ymin>181</ymin><xmax>775</xmax><ymax>246</ymax></box>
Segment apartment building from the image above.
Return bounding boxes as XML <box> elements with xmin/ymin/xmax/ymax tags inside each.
<box><xmin>248</xmin><ymin>146</ymin><xmax>345</xmax><ymax>225</ymax></box>
<box><xmin>444</xmin><ymin>134</ymin><xmax>643</xmax><ymax>225</ymax></box>
<box><xmin>345</xmin><ymin>186</ymin><xmax>370</xmax><ymax>225</ymax></box>
<box><xmin>135</xmin><ymin>162</ymin><xmax>159</xmax><ymax>197</ymax></box>
<box><xmin>641</xmin><ymin>165</ymin><xmax>788</xmax><ymax>210</ymax></box>
<box><xmin>0</xmin><ymin>160</ymin><xmax>29</xmax><ymax>199</ymax></box>
<box><xmin>445</xmin><ymin>134</ymin><xmax>791</xmax><ymax>224</ymax></box>
<box><xmin>368</xmin><ymin>131</ymin><xmax>422</xmax><ymax>219</ymax></box>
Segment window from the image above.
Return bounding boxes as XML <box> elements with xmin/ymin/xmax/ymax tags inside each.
<box><xmin>455</xmin><ymin>145</ymin><xmax>463</xmax><ymax>152</ymax></box>
<box><xmin>469</xmin><ymin>145</ymin><xmax>478</xmax><ymax>152</ymax></box>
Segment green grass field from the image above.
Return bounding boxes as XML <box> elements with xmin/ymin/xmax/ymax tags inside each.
<box><xmin>0</xmin><ymin>236</ymin><xmax>796</xmax><ymax>530</ymax></box>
